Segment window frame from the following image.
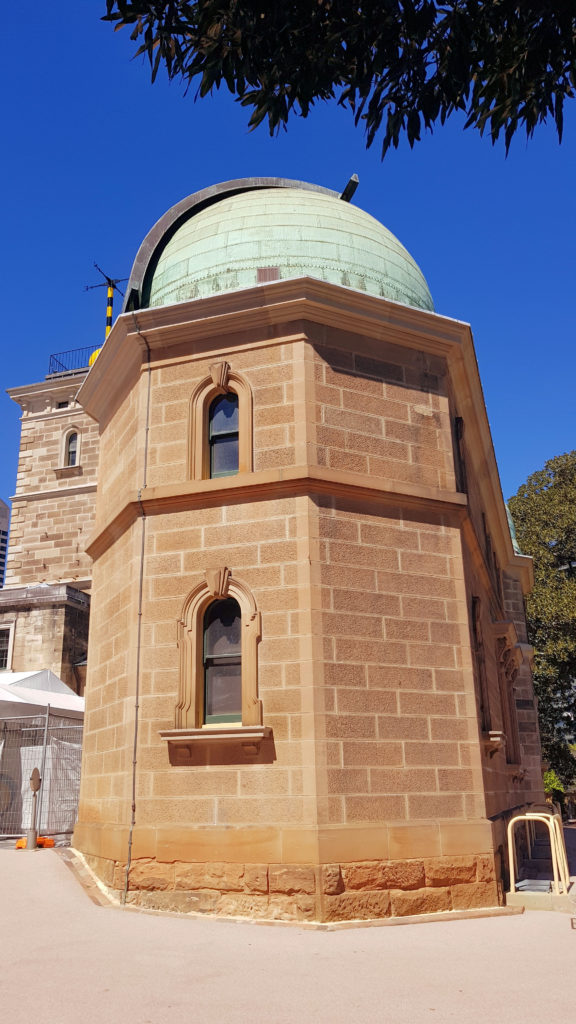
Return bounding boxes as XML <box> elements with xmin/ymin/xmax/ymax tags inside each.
<box><xmin>60</xmin><ymin>427</ymin><xmax>82</xmax><ymax>469</ymax></box>
<box><xmin>207</xmin><ymin>393</ymin><xmax>240</xmax><ymax>479</ymax></box>
<box><xmin>188</xmin><ymin>362</ymin><xmax>253</xmax><ymax>480</ymax></box>
<box><xmin>176</xmin><ymin>569</ymin><xmax>262</xmax><ymax>730</ymax></box>
<box><xmin>471</xmin><ymin>596</ymin><xmax>492</xmax><ymax>732</ymax></box>
<box><xmin>0</xmin><ymin>622</ymin><xmax>15</xmax><ymax>671</ymax></box>
<box><xmin>202</xmin><ymin>596</ymin><xmax>242</xmax><ymax>724</ymax></box>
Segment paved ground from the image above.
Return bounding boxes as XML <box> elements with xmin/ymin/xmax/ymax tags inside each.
<box><xmin>1</xmin><ymin>846</ymin><xmax>575</xmax><ymax>1023</ymax></box>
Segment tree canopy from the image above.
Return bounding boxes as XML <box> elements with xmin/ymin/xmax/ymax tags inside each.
<box><xmin>508</xmin><ymin>451</ymin><xmax>576</xmax><ymax>785</ymax></box>
<box><xmin>103</xmin><ymin>2</ymin><xmax>576</xmax><ymax>156</ymax></box>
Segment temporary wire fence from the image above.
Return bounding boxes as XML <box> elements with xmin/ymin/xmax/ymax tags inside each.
<box><xmin>0</xmin><ymin>709</ymin><xmax>83</xmax><ymax>840</ymax></box>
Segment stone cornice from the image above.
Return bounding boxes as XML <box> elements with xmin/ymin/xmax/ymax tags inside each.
<box><xmin>11</xmin><ymin>484</ymin><xmax>98</xmax><ymax>503</ymax></box>
<box><xmin>7</xmin><ymin>373</ymin><xmax>88</xmax><ymax>414</ymax></box>
<box><xmin>508</xmin><ymin>553</ymin><xmax>534</xmax><ymax>591</ymax></box>
<box><xmin>19</xmin><ymin>408</ymin><xmax>88</xmax><ymax>423</ymax></box>
<box><xmin>0</xmin><ymin>582</ymin><xmax>91</xmax><ymax>611</ymax></box>
<box><xmin>78</xmin><ymin>278</ymin><xmax>468</xmax><ymax>423</ymax></box>
<box><xmin>87</xmin><ymin>465</ymin><xmax>468</xmax><ymax>560</ymax></box>
<box><xmin>126</xmin><ymin>283</ymin><xmax>462</xmax><ymax>352</ymax></box>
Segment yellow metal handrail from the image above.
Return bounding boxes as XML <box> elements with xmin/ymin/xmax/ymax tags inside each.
<box><xmin>507</xmin><ymin>811</ymin><xmax>570</xmax><ymax>897</ymax></box>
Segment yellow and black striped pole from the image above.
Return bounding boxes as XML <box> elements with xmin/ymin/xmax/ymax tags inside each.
<box><xmin>85</xmin><ymin>265</ymin><xmax>128</xmax><ymax>346</ymax></box>
<box><xmin>105</xmin><ymin>283</ymin><xmax>114</xmax><ymax>338</ymax></box>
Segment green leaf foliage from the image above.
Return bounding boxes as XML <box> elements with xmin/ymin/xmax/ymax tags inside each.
<box><xmin>543</xmin><ymin>768</ymin><xmax>564</xmax><ymax>794</ymax></box>
<box><xmin>509</xmin><ymin>451</ymin><xmax>576</xmax><ymax>786</ymax></box>
<box><xmin>102</xmin><ymin>2</ymin><xmax>576</xmax><ymax>157</ymax></box>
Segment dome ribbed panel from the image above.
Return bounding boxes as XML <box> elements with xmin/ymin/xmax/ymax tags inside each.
<box><xmin>148</xmin><ymin>189</ymin><xmax>433</xmax><ymax>312</ymax></box>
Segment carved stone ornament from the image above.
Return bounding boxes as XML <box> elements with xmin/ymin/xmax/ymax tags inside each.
<box><xmin>209</xmin><ymin>361</ymin><xmax>231</xmax><ymax>392</ymax></box>
<box><xmin>204</xmin><ymin>566</ymin><xmax>231</xmax><ymax>598</ymax></box>
<box><xmin>483</xmin><ymin>729</ymin><xmax>506</xmax><ymax>758</ymax></box>
<box><xmin>496</xmin><ymin>637</ymin><xmax>522</xmax><ymax>687</ymax></box>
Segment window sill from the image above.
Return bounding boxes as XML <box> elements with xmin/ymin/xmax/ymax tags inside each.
<box><xmin>159</xmin><ymin>725</ymin><xmax>272</xmax><ymax>757</ymax></box>
<box><xmin>55</xmin><ymin>466</ymin><xmax>83</xmax><ymax>479</ymax></box>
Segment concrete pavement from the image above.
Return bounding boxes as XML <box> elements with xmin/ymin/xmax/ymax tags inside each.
<box><xmin>0</xmin><ymin>845</ymin><xmax>575</xmax><ymax>1024</ymax></box>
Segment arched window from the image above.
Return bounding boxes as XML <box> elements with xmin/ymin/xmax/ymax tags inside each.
<box><xmin>208</xmin><ymin>393</ymin><xmax>239</xmax><ymax>478</ymax></box>
<box><xmin>203</xmin><ymin>598</ymin><xmax>242</xmax><ymax>723</ymax></box>
<box><xmin>188</xmin><ymin>363</ymin><xmax>253</xmax><ymax>480</ymax></box>
<box><xmin>174</xmin><ymin>570</ymin><xmax>262</xmax><ymax>731</ymax></box>
<box><xmin>66</xmin><ymin>432</ymin><xmax>78</xmax><ymax>467</ymax></box>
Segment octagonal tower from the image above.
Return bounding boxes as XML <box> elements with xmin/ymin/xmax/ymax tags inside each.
<box><xmin>74</xmin><ymin>179</ymin><xmax>543</xmax><ymax>921</ymax></box>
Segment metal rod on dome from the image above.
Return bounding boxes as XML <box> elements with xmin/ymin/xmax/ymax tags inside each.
<box><xmin>340</xmin><ymin>174</ymin><xmax>359</xmax><ymax>202</ymax></box>
<box><xmin>85</xmin><ymin>264</ymin><xmax>128</xmax><ymax>341</ymax></box>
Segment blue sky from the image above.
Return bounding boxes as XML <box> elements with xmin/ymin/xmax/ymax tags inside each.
<box><xmin>1</xmin><ymin>5</ymin><xmax>575</xmax><ymax>509</ymax></box>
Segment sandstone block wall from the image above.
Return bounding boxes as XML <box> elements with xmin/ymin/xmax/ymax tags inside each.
<box><xmin>313</xmin><ymin>497</ymin><xmax>485</xmax><ymax>828</ymax></box>
<box><xmin>308</xmin><ymin>332</ymin><xmax>456</xmax><ymax>492</ymax></box>
<box><xmin>76</xmin><ymin>301</ymin><xmax>542</xmax><ymax>921</ymax></box>
<box><xmin>0</xmin><ymin>588</ymin><xmax>89</xmax><ymax>689</ymax></box>
<box><xmin>82</xmin><ymin>851</ymin><xmax>499</xmax><ymax>922</ymax></box>
<box><xmin>0</xmin><ymin>603</ymin><xmax>64</xmax><ymax>677</ymax></box>
<box><xmin>6</xmin><ymin>394</ymin><xmax>98</xmax><ymax>589</ymax></box>
<box><xmin>7</xmin><ymin>491</ymin><xmax>97</xmax><ymax>588</ymax></box>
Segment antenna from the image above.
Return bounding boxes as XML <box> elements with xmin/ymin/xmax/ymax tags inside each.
<box><xmin>85</xmin><ymin>263</ymin><xmax>129</xmax><ymax>339</ymax></box>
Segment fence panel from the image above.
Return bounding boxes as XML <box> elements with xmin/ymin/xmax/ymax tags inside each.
<box><xmin>0</xmin><ymin>711</ymin><xmax>83</xmax><ymax>838</ymax></box>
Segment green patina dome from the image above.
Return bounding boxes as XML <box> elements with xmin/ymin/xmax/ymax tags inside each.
<box><xmin>146</xmin><ymin>188</ymin><xmax>433</xmax><ymax>312</ymax></box>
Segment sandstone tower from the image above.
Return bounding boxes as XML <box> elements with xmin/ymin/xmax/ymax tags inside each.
<box><xmin>0</xmin><ymin>358</ymin><xmax>99</xmax><ymax>690</ymax></box>
<box><xmin>72</xmin><ymin>178</ymin><xmax>543</xmax><ymax>920</ymax></box>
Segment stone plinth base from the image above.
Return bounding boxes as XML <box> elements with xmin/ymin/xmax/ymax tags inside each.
<box><xmin>81</xmin><ymin>853</ymin><xmax>500</xmax><ymax>922</ymax></box>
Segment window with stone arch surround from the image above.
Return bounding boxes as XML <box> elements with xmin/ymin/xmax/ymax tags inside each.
<box><xmin>176</xmin><ymin>568</ymin><xmax>262</xmax><ymax>729</ymax></box>
<box><xmin>61</xmin><ymin>427</ymin><xmax>81</xmax><ymax>468</ymax></box>
<box><xmin>188</xmin><ymin>361</ymin><xmax>253</xmax><ymax>480</ymax></box>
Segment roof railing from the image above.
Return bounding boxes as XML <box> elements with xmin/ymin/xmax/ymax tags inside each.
<box><xmin>47</xmin><ymin>347</ymin><xmax>95</xmax><ymax>376</ymax></box>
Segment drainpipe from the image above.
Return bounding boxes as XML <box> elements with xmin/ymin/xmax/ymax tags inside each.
<box><xmin>122</xmin><ymin>313</ymin><xmax>151</xmax><ymax>904</ymax></box>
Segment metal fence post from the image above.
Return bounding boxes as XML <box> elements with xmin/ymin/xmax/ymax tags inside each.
<box><xmin>26</xmin><ymin>768</ymin><xmax>41</xmax><ymax>850</ymax></box>
<box><xmin>36</xmin><ymin>704</ymin><xmax>51</xmax><ymax>832</ymax></box>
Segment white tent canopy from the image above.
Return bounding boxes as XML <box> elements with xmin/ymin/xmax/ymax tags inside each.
<box><xmin>0</xmin><ymin>671</ymin><xmax>84</xmax><ymax>719</ymax></box>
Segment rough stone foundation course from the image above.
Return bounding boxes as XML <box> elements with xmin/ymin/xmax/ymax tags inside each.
<box><xmin>83</xmin><ymin>853</ymin><xmax>499</xmax><ymax>922</ymax></box>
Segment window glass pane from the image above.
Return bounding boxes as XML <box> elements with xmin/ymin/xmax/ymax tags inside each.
<box><xmin>67</xmin><ymin>433</ymin><xmax>78</xmax><ymax>467</ymax></box>
<box><xmin>211</xmin><ymin>436</ymin><xmax>239</xmax><ymax>478</ymax></box>
<box><xmin>205</xmin><ymin>659</ymin><xmax>241</xmax><ymax>720</ymax></box>
<box><xmin>203</xmin><ymin>599</ymin><xmax>242</xmax><ymax>723</ymax></box>
<box><xmin>204</xmin><ymin>599</ymin><xmax>241</xmax><ymax>657</ymax></box>
<box><xmin>209</xmin><ymin>394</ymin><xmax>239</xmax><ymax>437</ymax></box>
<box><xmin>0</xmin><ymin>629</ymin><xmax>9</xmax><ymax>670</ymax></box>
